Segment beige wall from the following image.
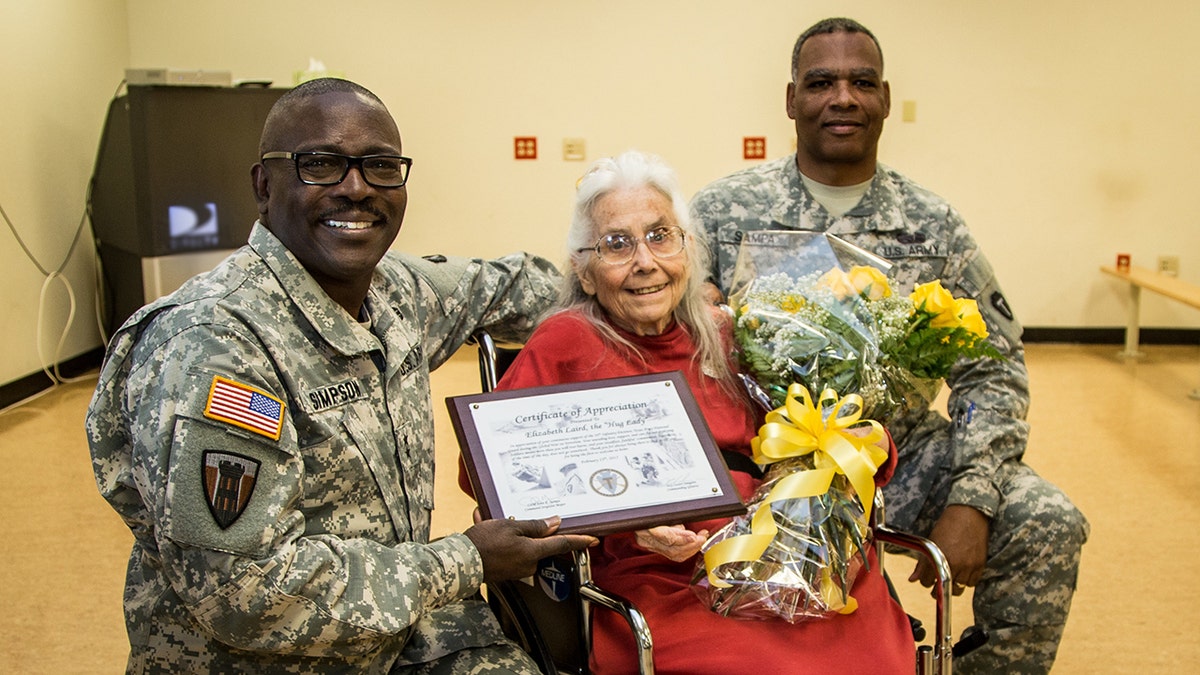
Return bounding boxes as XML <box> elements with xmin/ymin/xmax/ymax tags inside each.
<box><xmin>0</xmin><ymin>0</ymin><xmax>128</xmax><ymax>386</ymax></box>
<box><xmin>3</xmin><ymin>0</ymin><xmax>1198</xmax><ymax>386</ymax></box>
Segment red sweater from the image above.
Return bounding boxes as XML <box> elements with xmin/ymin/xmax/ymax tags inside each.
<box><xmin>461</xmin><ymin>310</ymin><xmax>913</xmax><ymax>675</ymax></box>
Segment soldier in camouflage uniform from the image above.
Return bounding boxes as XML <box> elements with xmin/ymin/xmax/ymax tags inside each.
<box><xmin>86</xmin><ymin>78</ymin><xmax>596</xmax><ymax>674</ymax></box>
<box><xmin>690</xmin><ymin>18</ymin><xmax>1088</xmax><ymax>674</ymax></box>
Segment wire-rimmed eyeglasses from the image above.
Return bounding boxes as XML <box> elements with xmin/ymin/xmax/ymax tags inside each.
<box><xmin>261</xmin><ymin>151</ymin><xmax>413</xmax><ymax>188</ymax></box>
<box><xmin>577</xmin><ymin>226</ymin><xmax>687</xmax><ymax>265</ymax></box>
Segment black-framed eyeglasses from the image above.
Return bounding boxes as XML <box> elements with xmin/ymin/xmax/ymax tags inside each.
<box><xmin>261</xmin><ymin>151</ymin><xmax>413</xmax><ymax>188</ymax></box>
<box><xmin>577</xmin><ymin>226</ymin><xmax>687</xmax><ymax>265</ymax></box>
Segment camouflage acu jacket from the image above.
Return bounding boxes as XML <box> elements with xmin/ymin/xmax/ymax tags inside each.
<box><xmin>87</xmin><ymin>223</ymin><xmax>559</xmax><ymax>673</ymax></box>
<box><xmin>690</xmin><ymin>156</ymin><xmax>1031</xmax><ymax>518</ymax></box>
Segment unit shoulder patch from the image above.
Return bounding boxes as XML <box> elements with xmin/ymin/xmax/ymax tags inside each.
<box><xmin>202</xmin><ymin>450</ymin><xmax>260</xmax><ymax>529</ymax></box>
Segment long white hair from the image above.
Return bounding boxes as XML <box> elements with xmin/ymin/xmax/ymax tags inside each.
<box><xmin>554</xmin><ymin>150</ymin><xmax>737</xmax><ymax>392</ymax></box>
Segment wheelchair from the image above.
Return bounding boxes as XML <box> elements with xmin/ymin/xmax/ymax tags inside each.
<box><xmin>468</xmin><ymin>329</ymin><xmax>960</xmax><ymax>674</ymax></box>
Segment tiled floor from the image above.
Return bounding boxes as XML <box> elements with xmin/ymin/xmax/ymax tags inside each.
<box><xmin>1</xmin><ymin>343</ymin><xmax>1197</xmax><ymax>673</ymax></box>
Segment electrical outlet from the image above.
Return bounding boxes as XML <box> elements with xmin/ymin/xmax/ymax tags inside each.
<box><xmin>1157</xmin><ymin>255</ymin><xmax>1180</xmax><ymax>276</ymax></box>
<box><xmin>562</xmin><ymin>138</ymin><xmax>586</xmax><ymax>161</ymax></box>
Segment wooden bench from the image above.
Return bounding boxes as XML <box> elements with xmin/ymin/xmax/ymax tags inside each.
<box><xmin>1100</xmin><ymin>264</ymin><xmax>1200</xmax><ymax>399</ymax></box>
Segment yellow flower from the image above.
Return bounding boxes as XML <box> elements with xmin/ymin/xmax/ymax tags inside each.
<box><xmin>956</xmin><ymin>298</ymin><xmax>989</xmax><ymax>339</ymax></box>
<box><xmin>816</xmin><ymin>269</ymin><xmax>857</xmax><ymax>300</ymax></box>
<box><xmin>779</xmin><ymin>294</ymin><xmax>806</xmax><ymax>313</ymax></box>
<box><xmin>847</xmin><ymin>266</ymin><xmax>892</xmax><ymax>300</ymax></box>
<box><xmin>911</xmin><ymin>281</ymin><xmax>959</xmax><ymax>328</ymax></box>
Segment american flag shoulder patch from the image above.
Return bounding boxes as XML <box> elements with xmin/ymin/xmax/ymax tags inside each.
<box><xmin>203</xmin><ymin>376</ymin><xmax>286</xmax><ymax>441</ymax></box>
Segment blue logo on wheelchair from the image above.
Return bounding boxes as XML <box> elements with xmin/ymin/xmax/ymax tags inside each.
<box><xmin>536</xmin><ymin>558</ymin><xmax>572</xmax><ymax>602</ymax></box>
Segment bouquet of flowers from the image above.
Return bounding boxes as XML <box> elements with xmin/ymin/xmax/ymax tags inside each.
<box><xmin>692</xmin><ymin>231</ymin><xmax>1001</xmax><ymax>623</ymax></box>
<box><xmin>727</xmin><ymin>232</ymin><xmax>1000</xmax><ymax>421</ymax></box>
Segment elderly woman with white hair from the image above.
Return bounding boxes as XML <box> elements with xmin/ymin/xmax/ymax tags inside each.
<box><xmin>460</xmin><ymin>150</ymin><xmax>914</xmax><ymax>674</ymax></box>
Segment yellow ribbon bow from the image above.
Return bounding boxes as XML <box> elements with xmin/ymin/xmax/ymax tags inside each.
<box><xmin>702</xmin><ymin>385</ymin><xmax>888</xmax><ymax>613</ymax></box>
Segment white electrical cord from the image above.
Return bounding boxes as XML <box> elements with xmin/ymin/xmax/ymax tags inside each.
<box><xmin>38</xmin><ymin>271</ymin><xmax>85</xmax><ymax>384</ymax></box>
<box><xmin>0</xmin><ymin>200</ymin><xmax>98</xmax><ymax>415</ymax></box>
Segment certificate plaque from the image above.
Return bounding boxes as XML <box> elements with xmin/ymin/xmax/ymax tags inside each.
<box><xmin>447</xmin><ymin>371</ymin><xmax>747</xmax><ymax>535</ymax></box>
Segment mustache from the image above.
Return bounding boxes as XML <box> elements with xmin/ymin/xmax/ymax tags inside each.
<box><xmin>319</xmin><ymin>202</ymin><xmax>387</xmax><ymax>222</ymax></box>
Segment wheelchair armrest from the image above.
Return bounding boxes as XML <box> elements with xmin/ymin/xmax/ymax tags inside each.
<box><xmin>574</xmin><ymin>550</ymin><xmax>655</xmax><ymax>674</ymax></box>
<box><xmin>874</xmin><ymin>525</ymin><xmax>953</xmax><ymax>675</ymax></box>
<box><xmin>579</xmin><ymin>583</ymin><xmax>654</xmax><ymax>670</ymax></box>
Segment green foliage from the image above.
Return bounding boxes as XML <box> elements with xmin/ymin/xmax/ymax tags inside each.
<box><xmin>879</xmin><ymin>308</ymin><xmax>1005</xmax><ymax>380</ymax></box>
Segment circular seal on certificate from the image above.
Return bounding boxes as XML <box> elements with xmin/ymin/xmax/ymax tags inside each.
<box><xmin>589</xmin><ymin>468</ymin><xmax>628</xmax><ymax>496</ymax></box>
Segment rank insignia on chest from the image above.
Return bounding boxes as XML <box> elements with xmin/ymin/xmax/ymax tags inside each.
<box><xmin>202</xmin><ymin>451</ymin><xmax>260</xmax><ymax>529</ymax></box>
<box><xmin>204</xmin><ymin>376</ymin><xmax>286</xmax><ymax>441</ymax></box>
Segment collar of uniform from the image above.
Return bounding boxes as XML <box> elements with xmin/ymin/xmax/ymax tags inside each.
<box><xmin>806</xmin><ymin>164</ymin><xmax>908</xmax><ymax>234</ymax></box>
<box><xmin>248</xmin><ymin>222</ymin><xmax>381</xmax><ymax>357</ymax></box>
<box><xmin>360</xmin><ymin>281</ymin><xmax>426</xmax><ymax>382</ymax></box>
<box><xmin>777</xmin><ymin>157</ymin><xmax>832</xmax><ymax>231</ymax></box>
